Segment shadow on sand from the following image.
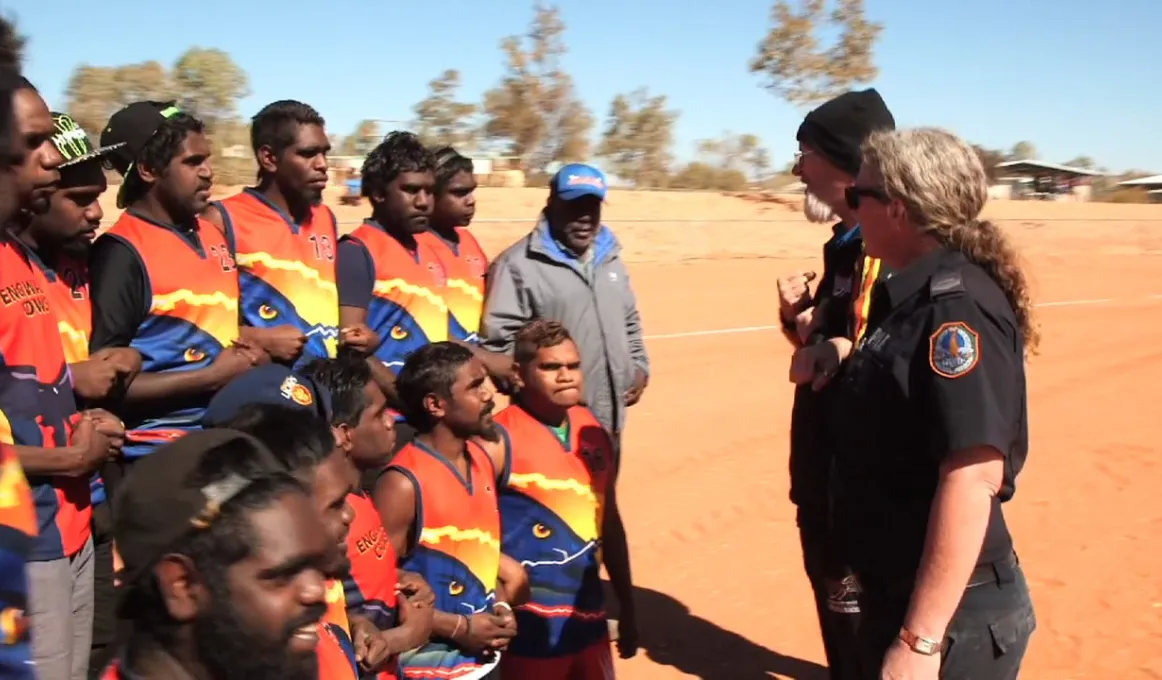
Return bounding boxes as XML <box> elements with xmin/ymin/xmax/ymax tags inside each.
<box><xmin>619</xmin><ymin>583</ymin><xmax>829</xmax><ymax>680</ymax></box>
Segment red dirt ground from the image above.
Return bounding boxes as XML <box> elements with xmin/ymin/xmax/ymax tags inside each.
<box><xmin>98</xmin><ymin>188</ymin><xmax>1162</xmax><ymax>678</ymax></box>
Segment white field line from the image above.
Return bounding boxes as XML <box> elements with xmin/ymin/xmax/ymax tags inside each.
<box><xmin>642</xmin><ymin>294</ymin><xmax>1162</xmax><ymax>341</ymax></box>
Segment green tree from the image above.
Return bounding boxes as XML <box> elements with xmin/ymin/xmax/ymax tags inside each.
<box><xmin>692</xmin><ymin>132</ymin><xmax>773</xmax><ymax>184</ymax></box>
<box><xmin>1008</xmin><ymin>141</ymin><xmax>1037</xmax><ymax>161</ymax></box>
<box><xmin>750</xmin><ymin>0</ymin><xmax>882</xmax><ymax>107</ymax></box>
<box><xmin>1064</xmin><ymin>155</ymin><xmax>1095</xmax><ymax>169</ymax></box>
<box><xmin>170</xmin><ymin>47</ymin><xmax>250</xmax><ymax>132</ymax></box>
<box><xmin>337</xmin><ymin>120</ymin><xmax>382</xmax><ymax>157</ymax></box>
<box><xmin>65</xmin><ymin>62</ymin><xmax>171</xmax><ymax>139</ymax></box>
<box><xmin>413</xmin><ymin>69</ymin><xmax>478</xmax><ymax>150</ymax></box>
<box><xmin>481</xmin><ymin>3</ymin><xmax>593</xmax><ymax>171</ymax></box>
<box><xmin>596</xmin><ymin>88</ymin><xmax>677</xmax><ymax>188</ymax></box>
<box><xmin>973</xmin><ymin>145</ymin><xmax>1006</xmax><ymax>182</ymax></box>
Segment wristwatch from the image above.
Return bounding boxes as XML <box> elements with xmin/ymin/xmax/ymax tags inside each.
<box><xmin>897</xmin><ymin>627</ymin><xmax>944</xmax><ymax>656</ymax></box>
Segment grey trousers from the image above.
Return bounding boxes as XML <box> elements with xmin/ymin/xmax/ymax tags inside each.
<box><xmin>27</xmin><ymin>536</ymin><xmax>95</xmax><ymax>680</ymax></box>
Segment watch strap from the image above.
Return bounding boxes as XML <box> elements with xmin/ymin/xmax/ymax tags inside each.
<box><xmin>898</xmin><ymin>627</ymin><xmax>943</xmax><ymax>656</ymax></box>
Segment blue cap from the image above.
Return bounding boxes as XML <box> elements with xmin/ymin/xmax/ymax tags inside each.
<box><xmin>201</xmin><ymin>364</ymin><xmax>333</xmax><ymax>428</ymax></box>
<box><xmin>551</xmin><ymin>163</ymin><xmax>607</xmax><ymax>201</ymax></box>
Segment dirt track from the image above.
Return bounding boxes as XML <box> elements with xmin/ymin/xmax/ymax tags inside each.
<box><xmin>102</xmin><ymin>187</ymin><xmax>1162</xmax><ymax>678</ymax></box>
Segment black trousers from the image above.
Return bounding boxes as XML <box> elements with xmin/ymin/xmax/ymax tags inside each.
<box><xmin>857</xmin><ymin>553</ymin><xmax>1035</xmax><ymax>679</ymax></box>
<box><xmin>796</xmin><ymin>506</ymin><xmax>864</xmax><ymax>680</ymax></box>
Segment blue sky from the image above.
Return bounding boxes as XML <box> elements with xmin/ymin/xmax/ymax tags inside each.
<box><xmin>13</xmin><ymin>0</ymin><xmax>1161</xmax><ymax>173</ymax></box>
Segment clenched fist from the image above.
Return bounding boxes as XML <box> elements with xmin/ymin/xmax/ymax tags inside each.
<box><xmin>778</xmin><ymin>270</ymin><xmax>817</xmax><ymax>322</ymax></box>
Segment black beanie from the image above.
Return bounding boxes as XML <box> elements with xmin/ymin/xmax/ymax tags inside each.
<box><xmin>796</xmin><ymin>88</ymin><xmax>895</xmax><ymax>177</ymax></box>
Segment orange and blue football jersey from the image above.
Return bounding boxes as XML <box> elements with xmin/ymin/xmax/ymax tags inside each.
<box><xmin>495</xmin><ymin>404</ymin><xmax>613</xmax><ymax>658</ymax></box>
<box><xmin>216</xmin><ymin>189</ymin><xmax>340</xmax><ymax>369</ymax></box>
<box><xmin>318</xmin><ymin>578</ymin><xmax>359</xmax><ymax>680</ymax></box>
<box><xmin>389</xmin><ymin>440</ymin><xmax>501</xmax><ymax>679</ymax></box>
<box><xmin>343</xmin><ymin>491</ymin><xmax>399</xmax><ymax>679</ymax></box>
<box><xmin>0</xmin><ymin>442</ymin><xmax>37</xmax><ymax>679</ymax></box>
<box><xmin>39</xmin><ymin>255</ymin><xmax>106</xmax><ymax>506</ymax></box>
<box><xmin>341</xmin><ymin>223</ymin><xmax>449</xmax><ymax>373</ymax></box>
<box><xmin>421</xmin><ymin>229</ymin><xmax>487</xmax><ymax>344</ymax></box>
<box><xmin>0</xmin><ymin>239</ymin><xmax>87</xmax><ymax>561</ymax></box>
<box><xmin>101</xmin><ymin>211</ymin><xmax>240</xmax><ymax>458</ymax></box>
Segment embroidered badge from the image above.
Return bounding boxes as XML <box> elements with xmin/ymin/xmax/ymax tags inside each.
<box><xmin>929</xmin><ymin>322</ymin><xmax>980</xmax><ymax>378</ymax></box>
<box><xmin>279</xmin><ymin>376</ymin><xmax>314</xmax><ymax>406</ymax></box>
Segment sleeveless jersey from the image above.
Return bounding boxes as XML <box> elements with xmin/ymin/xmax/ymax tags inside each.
<box><xmin>344</xmin><ymin>491</ymin><xmax>400</xmax><ymax>680</ymax></box>
<box><xmin>341</xmin><ymin>224</ymin><xmax>449</xmax><ymax>373</ymax></box>
<box><xmin>318</xmin><ymin>578</ymin><xmax>359</xmax><ymax>680</ymax></box>
<box><xmin>39</xmin><ymin>255</ymin><xmax>107</xmax><ymax>506</ymax></box>
<box><xmin>421</xmin><ymin>229</ymin><xmax>487</xmax><ymax>343</ymax></box>
<box><xmin>216</xmin><ymin>189</ymin><xmax>340</xmax><ymax>368</ymax></box>
<box><xmin>495</xmin><ymin>404</ymin><xmax>613</xmax><ymax>657</ymax></box>
<box><xmin>102</xmin><ymin>211</ymin><xmax>240</xmax><ymax>458</ymax></box>
<box><xmin>389</xmin><ymin>440</ymin><xmax>501</xmax><ymax>678</ymax></box>
<box><xmin>0</xmin><ymin>239</ymin><xmax>86</xmax><ymax>561</ymax></box>
<box><xmin>0</xmin><ymin>443</ymin><xmax>37</xmax><ymax>678</ymax></box>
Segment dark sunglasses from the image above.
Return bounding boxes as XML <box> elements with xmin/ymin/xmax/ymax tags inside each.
<box><xmin>845</xmin><ymin>185</ymin><xmax>891</xmax><ymax>210</ymax></box>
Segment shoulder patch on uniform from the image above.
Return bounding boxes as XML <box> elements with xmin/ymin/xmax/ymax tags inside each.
<box><xmin>929</xmin><ymin>271</ymin><xmax>965</xmax><ymax>297</ymax></box>
<box><xmin>929</xmin><ymin>322</ymin><xmax>980</xmax><ymax>379</ymax></box>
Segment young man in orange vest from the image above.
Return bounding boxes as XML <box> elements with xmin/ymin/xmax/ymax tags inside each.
<box><xmin>485</xmin><ymin>320</ymin><xmax>637</xmax><ymax>679</ymax></box>
<box><xmin>204</xmin><ymin>100</ymin><xmax>375</xmax><ymax>369</ymax></box>
<box><xmin>89</xmin><ymin>102</ymin><xmax>263</xmax><ymax>463</ymax></box>
<box><xmin>32</xmin><ymin>110</ymin><xmax>142</xmax><ymax>675</ymax></box>
<box><xmin>424</xmin><ymin>146</ymin><xmax>487</xmax><ymax>345</ymax></box>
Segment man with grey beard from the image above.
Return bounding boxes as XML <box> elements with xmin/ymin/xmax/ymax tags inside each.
<box><xmin>776</xmin><ymin>88</ymin><xmax>895</xmax><ymax>680</ymax></box>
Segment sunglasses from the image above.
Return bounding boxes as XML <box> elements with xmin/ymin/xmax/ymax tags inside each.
<box><xmin>845</xmin><ymin>185</ymin><xmax>891</xmax><ymax>211</ymax></box>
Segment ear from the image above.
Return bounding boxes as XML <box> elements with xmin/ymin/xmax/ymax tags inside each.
<box><xmin>256</xmin><ymin>145</ymin><xmax>279</xmax><ymax>174</ymax></box>
<box><xmin>333</xmin><ymin>424</ymin><xmax>353</xmax><ymax>453</ymax></box>
<box><xmin>153</xmin><ymin>554</ymin><xmax>208</xmax><ymax>623</ymax></box>
<box><xmin>510</xmin><ymin>364</ymin><xmax>525</xmax><ymax>393</ymax></box>
<box><xmin>423</xmin><ymin>393</ymin><xmax>447</xmax><ymax>420</ymax></box>
<box><xmin>136</xmin><ymin>162</ymin><xmax>160</xmax><ymax>185</ymax></box>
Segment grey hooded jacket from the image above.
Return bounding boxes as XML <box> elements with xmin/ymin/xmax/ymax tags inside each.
<box><xmin>480</xmin><ymin>219</ymin><xmax>649</xmax><ymax>437</ymax></box>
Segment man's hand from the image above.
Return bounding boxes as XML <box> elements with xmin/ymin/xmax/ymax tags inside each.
<box><xmin>478</xmin><ymin>351</ymin><xmax>519</xmax><ymax>394</ymax></box>
<box><xmin>84</xmin><ymin>409</ymin><xmax>125</xmax><ymax>454</ymax></box>
<box><xmin>351</xmin><ymin>615</ymin><xmax>393</xmax><ymax>673</ymax></box>
<box><xmin>789</xmin><ymin>337</ymin><xmax>854</xmax><ymax>391</ymax></box>
<box><xmin>396</xmin><ymin>571</ymin><xmax>435</xmax><ymax>609</ymax></box>
<box><xmin>879</xmin><ymin>636</ymin><xmax>940</xmax><ymax>680</ymax></box>
<box><xmin>615</xmin><ymin>607</ymin><xmax>640</xmax><ymax>659</ymax></box>
<box><xmin>625</xmin><ymin>370</ymin><xmax>648</xmax><ymax>407</ymax></box>
<box><xmin>67</xmin><ymin>413</ymin><xmax>114</xmax><ymax>476</ymax></box>
<box><xmin>340</xmin><ymin>324</ymin><xmax>379</xmax><ymax>354</ymax></box>
<box><xmin>778</xmin><ymin>270</ymin><xmax>817</xmax><ymax>321</ymax></box>
<box><xmin>458</xmin><ymin>612</ymin><xmax>517</xmax><ymax>654</ymax></box>
<box><xmin>795</xmin><ymin>307</ymin><xmax>824</xmax><ymax>345</ymax></box>
<box><xmin>394</xmin><ymin>591</ymin><xmax>435</xmax><ymax>652</ymax></box>
<box><xmin>72</xmin><ymin>348</ymin><xmax>143</xmax><ymax>401</ymax></box>
<box><xmin>248</xmin><ymin>326</ymin><xmax>306</xmax><ymax>363</ymax></box>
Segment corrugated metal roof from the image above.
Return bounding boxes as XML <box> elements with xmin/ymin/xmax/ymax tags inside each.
<box><xmin>995</xmin><ymin>160</ymin><xmax>1104</xmax><ymax>176</ymax></box>
<box><xmin>1118</xmin><ymin>174</ymin><xmax>1162</xmax><ymax>186</ymax></box>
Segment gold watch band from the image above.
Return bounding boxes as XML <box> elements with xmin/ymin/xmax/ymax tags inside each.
<box><xmin>898</xmin><ymin>627</ymin><xmax>943</xmax><ymax>656</ymax></box>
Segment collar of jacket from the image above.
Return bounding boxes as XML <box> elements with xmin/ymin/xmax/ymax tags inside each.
<box><xmin>528</xmin><ymin>217</ymin><xmax>620</xmax><ymax>269</ymax></box>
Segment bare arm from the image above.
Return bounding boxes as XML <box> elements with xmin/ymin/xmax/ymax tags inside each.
<box><xmin>601</xmin><ymin>469</ymin><xmax>635</xmax><ymax>618</ymax></box>
<box><xmin>124</xmin><ymin>362</ymin><xmax>232</xmax><ymax>403</ymax></box>
<box><xmin>15</xmin><ymin>445</ymin><xmax>83</xmax><ymax>476</ymax></box>
<box><xmin>498</xmin><ymin>554</ymin><xmax>529</xmax><ymax>607</ymax></box>
<box><xmin>903</xmin><ymin>447</ymin><xmax>1004</xmax><ymax>641</ymax></box>
<box><xmin>372</xmin><ymin>470</ymin><xmax>467</xmax><ymax>641</ymax></box>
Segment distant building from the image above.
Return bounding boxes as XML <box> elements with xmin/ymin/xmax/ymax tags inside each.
<box><xmin>1117</xmin><ymin>174</ymin><xmax>1162</xmax><ymax>203</ymax></box>
<box><xmin>993</xmin><ymin>160</ymin><xmax>1104</xmax><ymax>202</ymax></box>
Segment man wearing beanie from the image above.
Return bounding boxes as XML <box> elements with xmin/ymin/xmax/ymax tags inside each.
<box><xmin>778</xmin><ymin>88</ymin><xmax>895</xmax><ymax>680</ymax></box>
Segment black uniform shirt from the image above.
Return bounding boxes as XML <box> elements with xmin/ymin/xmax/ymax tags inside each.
<box><xmin>788</xmin><ymin>224</ymin><xmax>890</xmax><ymax>513</ymax></box>
<box><xmin>830</xmin><ymin>246</ymin><xmax>1029</xmax><ymax>587</ymax></box>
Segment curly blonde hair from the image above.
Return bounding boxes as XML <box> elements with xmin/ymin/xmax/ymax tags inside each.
<box><xmin>862</xmin><ymin>127</ymin><xmax>1040</xmax><ymax>353</ymax></box>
